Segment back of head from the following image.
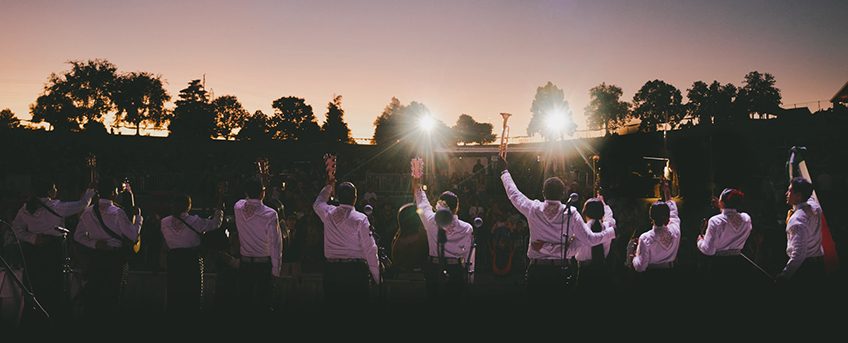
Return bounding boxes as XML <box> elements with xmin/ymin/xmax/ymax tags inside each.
<box><xmin>583</xmin><ymin>198</ymin><xmax>605</xmax><ymax>220</ymax></box>
<box><xmin>719</xmin><ymin>188</ymin><xmax>745</xmax><ymax>210</ymax></box>
<box><xmin>649</xmin><ymin>201</ymin><xmax>671</xmax><ymax>226</ymax></box>
<box><xmin>337</xmin><ymin>182</ymin><xmax>357</xmax><ymax>205</ymax></box>
<box><xmin>244</xmin><ymin>178</ymin><xmax>265</xmax><ymax>199</ymax></box>
<box><xmin>438</xmin><ymin>191</ymin><xmax>459</xmax><ymax>214</ymax></box>
<box><xmin>171</xmin><ymin>193</ymin><xmax>192</xmax><ymax>217</ymax></box>
<box><xmin>790</xmin><ymin>177</ymin><xmax>813</xmax><ymax>202</ymax></box>
<box><xmin>397</xmin><ymin>203</ymin><xmax>422</xmax><ymax>236</ymax></box>
<box><xmin>97</xmin><ymin>178</ymin><xmax>119</xmax><ymax>200</ymax></box>
<box><xmin>26</xmin><ymin>178</ymin><xmax>56</xmax><ymax>214</ymax></box>
<box><xmin>543</xmin><ymin>177</ymin><xmax>565</xmax><ymax>201</ymax></box>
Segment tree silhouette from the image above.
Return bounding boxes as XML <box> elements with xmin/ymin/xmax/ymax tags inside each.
<box><xmin>237</xmin><ymin>110</ymin><xmax>270</xmax><ymax>141</ymax></box>
<box><xmin>736</xmin><ymin>71</ymin><xmax>782</xmax><ymax>119</ymax></box>
<box><xmin>372</xmin><ymin>97</ymin><xmax>450</xmax><ymax>148</ymax></box>
<box><xmin>585</xmin><ymin>83</ymin><xmax>630</xmax><ymax>135</ymax></box>
<box><xmin>30</xmin><ymin>59</ymin><xmax>117</xmax><ymax>131</ymax></box>
<box><xmin>631</xmin><ymin>80</ymin><xmax>684</xmax><ymax>132</ymax></box>
<box><xmin>168</xmin><ymin>80</ymin><xmax>215</xmax><ymax>139</ymax></box>
<box><xmin>321</xmin><ymin>95</ymin><xmax>353</xmax><ymax>144</ymax></box>
<box><xmin>0</xmin><ymin>108</ymin><xmax>21</xmax><ymax>130</ymax></box>
<box><xmin>212</xmin><ymin>95</ymin><xmax>249</xmax><ymax>140</ymax></box>
<box><xmin>269</xmin><ymin>96</ymin><xmax>321</xmax><ymax>142</ymax></box>
<box><xmin>528</xmin><ymin>81</ymin><xmax>575</xmax><ymax>140</ymax></box>
<box><xmin>113</xmin><ymin>72</ymin><xmax>171</xmax><ymax>135</ymax></box>
<box><xmin>686</xmin><ymin>81</ymin><xmax>738</xmax><ymax>125</ymax></box>
<box><xmin>453</xmin><ymin>114</ymin><xmax>496</xmax><ymax>145</ymax></box>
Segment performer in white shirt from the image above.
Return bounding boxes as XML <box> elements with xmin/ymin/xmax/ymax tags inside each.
<box><xmin>697</xmin><ymin>188</ymin><xmax>753</xmax><ymax>288</ymax></box>
<box><xmin>234</xmin><ymin>179</ymin><xmax>282</xmax><ymax>312</ymax></box>
<box><xmin>313</xmin><ymin>179</ymin><xmax>380</xmax><ymax>307</ymax></box>
<box><xmin>411</xmin><ymin>160</ymin><xmax>473</xmax><ymax>303</ymax></box>
<box><xmin>74</xmin><ymin>179</ymin><xmax>142</xmax><ymax>317</ymax></box>
<box><xmin>498</xmin><ymin>158</ymin><xmax>614</xmax><ymax>302</ymax></box>
<box><xmin>160</xmin><ymin>193</ymin><xmax>223</xmax><ymax>314</ymax></box>
<box><xmin>778</xmin><ymin>177</ymin><xmax>824</xmax><ymax>287</ymax></box>
<box><xmin>574</xmin><ymin>197</ymin><xmax>617</xmax><ymax>292</ymax></box>
<box><xmin>11</xmin><ymin>178</ymin><xmax>94</xmax><ymax>316</ymax></box>
<box><xmin>630</xmin><ymin>180</ymin><xmax>680</xmax><ymax>290</ymax></box>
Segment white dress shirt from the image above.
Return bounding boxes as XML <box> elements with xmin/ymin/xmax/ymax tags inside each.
<box><xmin>74</xmin><ymin>199</ymin><xmax>142</xmax><ymax>249</ymax></box>
<box><xmin>632</xmin><ymin>201</ymin><xmax>681</xmax><ymax>272</ymax></box>
<box><xmin>11</xmin><ymin>189</ymin><xmax>95</xmax><ymax>244</ymax></box>
<box><xmin>782</xmin><ymin>198</ymin><xmax>824</xmax><ymax>277</ymax></box>
<box><xmin>574</xmin><ymin>204</ymin><xmax>617</xmax><ymax>262</ymax></box>
<box><xmin>161</xmin><ymin>210</ymin><xmax>223</xmax><ymax>249</ymax></box>
<box><xmin>697</xmin><ymin>209</ymin><xmax>752</xmax><ymax>256</ymax></box>
<box><xmin>500</xmin><ymin>171</ymin><xmax>614</xmax><ymax>260</ymax></box>
<box><xmin>313</xmin><ymin>185</ymin><xmax>380</xmax><ymax>283</ymax></box>
<box><xmin>414</xmin><ymin>187</ymin><xmax>474</xmax><ymax>259</ymax></box>
<box><xmin>234</xmin><ymin>199</ymin><xmax>282</xmax><ymax>277</ymax></box>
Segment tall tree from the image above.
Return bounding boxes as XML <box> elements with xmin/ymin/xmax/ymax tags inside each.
<box><xmin>168</xmin><ymin>79</ymin><xmax>215</xmax><ymax>139</ymax></box>
<box><xmin>113</xmin><ymin>72</ymin><xmax>171</xmax><ymax>135</ymax></box>
<box><xmin>372</xmin><ymin>97</ymin><xmax>450</xmax><ymax>147</ymax></box>
<box><xmin>631</xmin><ymin>80</ymin><xmax>684</xmax><ymax>132</ymax></box>
<box><xmin>237</xmin><ymin>110</ymin><xmax>271</xmax><ymax>141</ymax></box>
<box><xmin>0</xmin><ymin>108</ymin><xmax>21</xmax><ymax>130</ymax></box>
<box><xmin>269</xmin><ymin>96</ymin><xmax>321</xmax><ymax>141</ymax></box>
<box><xmin>373</xmin><ymin>97</ymin><xmax>403</xmax><ymax>146</ymax></box>
<box><xmin>585</xmin><ymin>83</ymin><xmax>630</xmax><ymax>135</ymax></box>
<box><xmin>736</xmin><ymin>71</ymin><xmax>782</xmax><ymax>119</ymax></box>
<box><xmin>528</xmin><ymin>81</ymin><xmax>576</xmax><ymax>140</ymax></box>
<box><xmin>686</xmin><ymin>81</ymin><xmax>738</xmax><ymax>125</ymax></box>
<box><xmin>211</xmin><ymin>95</ymin><xmax>249</xmax><ymax>140</ymax></box>
<box><xmin>29</xmin><ymin>59</ymin><xmax>118</xmax><ymax>131</ymax></box>
<box><xmin>453</xmin><ymin>114</ymin><xmax>496</xmax><ymax>145</ymax></box>
<box><xmin>321</xmin><ymin>95</ymin><xmax>353</xmax><ymax>144</ymax></box>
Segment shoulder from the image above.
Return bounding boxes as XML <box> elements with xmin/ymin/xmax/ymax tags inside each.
<box><xmin>739</xmin><ymin>212</ymin><xmax>752</xmax><ymax>223</ymax></box>
<box><xmin>708</xmin><ymin>214</ymin><xmax>724</xmax><ymax>226</ymax></box>
<box><xmin>639</xmin><ymin>231</ymin><xmax>654</xmax><ymax>245</ymax></box>
<box><xmin>234</xmin><ymin>199</ymin><xmax>247</xmax><ymax>208</ymax></box>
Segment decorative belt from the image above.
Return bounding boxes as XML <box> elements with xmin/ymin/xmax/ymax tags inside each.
<box><xmin>429</xmin><ymin>256</ymin><xmax>463</xmax><ymax>265</ymax></box>
<box><xmin>714</xmin><ymin>249</ymin><xmax>741</xmax><ymax>256</ymax></box>
<box><xmin>326</xmin><ymin>258</ymin><xmax>365</xmax><ymax>263</ymax></box>
<box><xmin>240</xmin><ymin>256</ymin><xmax>271</xmax><ymax>263</ymax></box>
<box><xmin>647</xmin><ymin>262</ymin><xmax>674</xmax><ymax>270</ymax></box>
<box><xmin>530</xmin><ymin>258</ymin><xmax>568</xmax><ymax>266</ymax></box>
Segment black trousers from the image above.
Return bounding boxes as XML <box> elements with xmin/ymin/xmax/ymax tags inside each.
<box><xmin>576</xmin><ymin>261</ymin><xmax>612</xmax><ymax>293</ymax></box>
<box><xmin>21</xmin><ymin>239</ymin><xmax>64</xmax><ymax>316</ymax></box>
<box><xmin>323</xmin><ymin>262</ymin><xmax>370</xmax><ymax>307</ymax></box>
<box><xmin>424</xmin><ymin>261</ymin><xmax>467</xmax><ymax>304</ymax></box>
<box><xmin>237</xmin><ymin>260</ymin><xmax>271</xmax><ymax>311</ymax></box>
<box><xmin>81</xmin><ymin>248</ymin><xmax>127</xmax><ymax>317</ymax></box>
<box><xmin>167</xmin><ymin>248</ymin><xmax>202</xmax><ymax>314</ymax></box>
<box><xmin>788</xmin><ymin>257</ymin><xmax>826</xmax><ymax>289</ymax></box>
<box><xmin>525</xmin><ymin>263</ymin><xmax>573</xmax><ymax>304</ymax></box>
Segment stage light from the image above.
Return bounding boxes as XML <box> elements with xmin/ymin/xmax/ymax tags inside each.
<box><xmin>545</xmin><ymin>110</ymin><xmax>568</xmax><ymax>138</ymax></box>
<box><xmin>419</xmin><ymin>115</ymin><xmax>435</xmax><ymax>133</ymax></box>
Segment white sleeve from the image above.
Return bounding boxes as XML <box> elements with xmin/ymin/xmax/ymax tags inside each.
<box><xmin>270</xmin><ymin>212</ymin><xmax>283</xmax><ymax>277</ymax></box>
<box><xmin>632</xmin><ymin>237</ymin><xmax>650</xmax><ymax>272</ymax></box>
<box><xmin>782</xmin><ymin>224</ymin><xmax>808</xmax><ymax>278</ymax></box>
<box><xmin>414</xmin><ymin>187</ymin><xmax>436</xmax><ymax>225</ymax></box>
<box><xmin>198</xmin><ymin>210</ymin><xmax>224</xmax><ymax>233</ymax></box>
<box><xmin>313</xmin><ymin>185</ymin><xmax>335</xmax><ymax>222</ymax></box>
<box><xmin>54</xmin><ymin>189</ymin><xmax>95</xmax><ymax>217</ymax></box>
<box><xmin>697</xmin><ymin>218</ymin><xmax>719</xmax><ymax>256</ymax></box>
<box><xmin>500</xmin><ymin>171</ymin><xmax>534</xmax><ymax>216</ymax></box>
<box><xmin>11</xmin><ymin>209</ymin><xmax>36</xmax><ymax>244</ymax></box>
<box><xmin>359</xmin><ymin>217</ymin><xmax>381</xmax><ymax>283</ymax></box>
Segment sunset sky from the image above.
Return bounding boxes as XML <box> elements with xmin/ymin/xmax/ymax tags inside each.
<box><xmin>1</xmin><ymin>0</ymin><xmax>846</xmax><ymax>138</ymax></box>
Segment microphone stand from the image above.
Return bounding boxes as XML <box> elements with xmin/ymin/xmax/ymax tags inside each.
<box><xmin>561</xmin><ymin>201</ymin><xmax>574</xmax><ymax>287</ymax></box>
<box><xmin>0</xmin><ymin>220</ymin><xmax>50</xmax><ymax>320</ymax></box>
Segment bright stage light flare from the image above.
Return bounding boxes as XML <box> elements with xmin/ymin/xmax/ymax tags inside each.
<box><xmin>419</xmin><ymin>115</ymin><xmax>435</xmax><ymax>132</ymax></box>
<box><xmin>545</xmin><ymin>111</ymin><xmax>568</xmax><ymax>135</ymax></box>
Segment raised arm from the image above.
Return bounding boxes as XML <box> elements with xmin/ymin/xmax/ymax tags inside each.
<box><xmin>313</xmin><ymin>184</ymin><xmax>334</xmax><ymax>221</ymax></box>
<box><xmin>198</xmin><ymin>209</ymin><xmax>225</xmax><ymax>233</ymax></box>
<box><xmin>54</xmin><ymin>188</ymin><xmax>96</xmax><ymax>217</ymax></box>
<box><xmin>500</xmin><ymin>171</ymin><xmax>534</xmax><ymax>216</ymax></box>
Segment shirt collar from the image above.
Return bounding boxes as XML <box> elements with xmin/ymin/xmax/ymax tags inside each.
<box><xmin>792</xmin><ymin>201</ymin><xmax>810</xmax><ymax>211</ymax></box>
<box><xmin>721</xmin><ymin>209</ymin><xmax>737</xmax><ymax>215</ymax></box>
<box><xmin>339</xmin><ymin>204</ymin><xmax>355</xmax><ymax>210</ymax></box>
<box><xmin>544</xmin><ymin>200</ymin><xmax>562</xmax><ymax>205</ymax></box>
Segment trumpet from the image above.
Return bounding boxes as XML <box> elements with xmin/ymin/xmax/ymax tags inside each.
<box><xmin>498</xmin><ymin>112</ymin><xmax>512</xmax><ymax>161</ymax></box>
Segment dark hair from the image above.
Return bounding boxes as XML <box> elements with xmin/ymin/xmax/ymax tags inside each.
<box><xmin>25</xmin><ymin>179</ymin><xmax>55</xmax><ymax>214</ymax></box>
<box><xmin>649</xmin><ymin>201</ymin><xmax>670</xmax><ymax>226</ymax></box>
<box><xmin>171</xmin><ymin>194</ymin><xmax>191</xmax><ymax>217</ymax></box>
<box><xmin>396</xmin><ymin>203</ymin><xmax>423</xmax><ymax>237</ymax></box>
<box><xmin>790</xmin><ymin>177</ymin><xmax>813</xmax><ymax>201</ymax></box>
<box><xmin>719</xmin><ymin>188</ymin><xmax>745</xmax><ymax>210</ymax></box>
<box><xmin>543</xmin><ymin>177</ymin><xmax>565</xmax><ymax>201</ymax></box>
<box><xmin>337</xmin><ymin>182</ymin><xmax>357</xmax><ymax>205</ymax></box>
<box><xmin>583</xmin><ymin>198</ymin><xmax>604</xmax><ymax>220</ymax></box>
<box><xmin>244</xmin><ymin>178</ymin><xmax>264</xmax><ymax>199</ymax></box>
<box><xmin>97</xmin><ymin>178</ymin><xmax>118</xmax><ymax>199</ymax></box>
<box><xmin>438</xmin><ymin>191</ymin><xmax>459</xmax><ymax>214</ymax></box>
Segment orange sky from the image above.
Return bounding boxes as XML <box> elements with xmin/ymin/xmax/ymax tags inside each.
<box><xmin>1</xmin><ymin>0</ymin><xmax>846</xmax><ymax>138</ymax></box>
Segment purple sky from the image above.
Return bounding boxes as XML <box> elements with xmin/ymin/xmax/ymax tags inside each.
<box><xmin>1</xmin><ymin>0</ymin><xmax>846</xmax><ymax>137</ymax></box>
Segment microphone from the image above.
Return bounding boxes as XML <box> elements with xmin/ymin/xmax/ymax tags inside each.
<box><xmin>567</xmin><ymin>193</ymin><xmax>579</xmax><ymax>205</ymax></box>
<box><xmin>54</xmin><ymin>226</ymin><xmax>70</xmax><ymax>234</ymax></box>
<box><xmin>363</xmin><ymin>204</ymin><xmax>374</xmax><ymax>216</ymax></box>
<box><xmin>473</xmin><ymin>217</ymin><xmax>483</xmax><ymax>228</ymax></box>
